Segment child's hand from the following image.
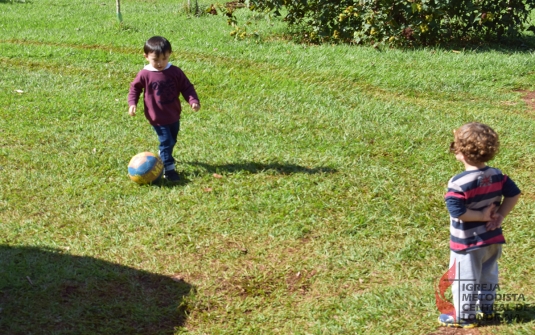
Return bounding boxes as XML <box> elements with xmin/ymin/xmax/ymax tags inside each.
<box><xmin>480</xmin><ymin>203</ymin><xmax>496</xmax><ymax>222</ymax></box>
<box><xmin>129</xmin><ymin>105</ymin><xmax>136</xmax><ymax>116</ymax></box>
<box><xmin>486</xmin><ymin>212</ymin><xmax>504</xmax><ymax>231</ymax></box>
<box><xmin>191</xmin><ymin>103</ymin><xmax>200</xmax><ymax>112</ymax></box>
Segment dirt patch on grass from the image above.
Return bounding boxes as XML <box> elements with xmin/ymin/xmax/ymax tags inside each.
<box><xmin>286</xmin><ymin>269</ymin><xmax>317</xmax><ymax>294</ymax></box>
<box><xmin>518</xmin><ymin>90</ymin><xmax>535</xmax><ymax>112</ymax></box>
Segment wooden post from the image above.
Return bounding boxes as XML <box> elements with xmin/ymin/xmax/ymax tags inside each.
<box><xmin>116</xmin><ymin>0</ymin><xmax>123</xmax><ymax>22</ymax></box>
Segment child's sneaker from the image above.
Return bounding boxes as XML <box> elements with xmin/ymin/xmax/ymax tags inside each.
<box><xmin>438</xmin><ymin>314</ymin><xmax>478</xmax><ymax>328</ymax></box>
<box><xmin>164</xmin><ymin>169</ymin><xmax>180</xmax><ymax>183</ymax></box>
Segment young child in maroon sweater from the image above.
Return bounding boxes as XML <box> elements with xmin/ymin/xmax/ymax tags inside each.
<box><xmin>128</xmin><ymin>36</ymin><xmax>200</xmax><ymax>182</ymax></box>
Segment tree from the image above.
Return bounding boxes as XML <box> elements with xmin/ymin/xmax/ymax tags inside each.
<box><xmin>246</xmin><ymin>0</ymin><xmax>535</xmax><ymax>46</ymax></box>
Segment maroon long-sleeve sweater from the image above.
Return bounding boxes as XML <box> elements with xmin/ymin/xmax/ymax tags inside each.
<box><xmin>128</xmin><ymin>64</ymin><xmax>199</xmax><ymax>126</ymax></box>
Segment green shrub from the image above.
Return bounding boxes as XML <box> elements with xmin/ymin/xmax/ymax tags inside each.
<box><xmin>247</xmin><ymin>0</ymin><xmax>535</xmax><ymax>46</ymax></box>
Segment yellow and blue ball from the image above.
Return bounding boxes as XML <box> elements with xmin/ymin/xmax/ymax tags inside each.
<box><xmin>127</xmin><ymin>152</ymin><xmax>163</xmax><ymax>185</ymax></box>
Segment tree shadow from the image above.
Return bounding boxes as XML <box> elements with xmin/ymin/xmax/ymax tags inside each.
<box><xmin>186</xmin><ymin>161</ymin><xmax>338</xmax><ymax>175</ymax></box>
<box><xmin>0</xmin><ymin>245</ymin><xmax>192</xmax><ymax>335</ymax></box>
<box><xmin>405</xmin><ymin>33</ymin><xmax>535</xmax><ymax>54</ymax></box>
<box><xmin>452</xmin><ymin>37</ymin><xmax>535</xmax><ymax>53</ymax></box>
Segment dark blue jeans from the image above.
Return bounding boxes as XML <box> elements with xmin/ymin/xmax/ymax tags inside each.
<box><xmin>152</xmin><ymin>121</ymin><xmax>180</xmax><ymax>171</ymax></box>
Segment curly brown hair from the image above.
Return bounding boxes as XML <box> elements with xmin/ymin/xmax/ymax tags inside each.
<box><xmin>451</xmin><ymin>122</ymin><xmax>499</xmax><ymax>163</ymax></box>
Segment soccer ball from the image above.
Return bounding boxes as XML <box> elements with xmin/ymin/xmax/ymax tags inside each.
<box><xmin>127</xmin><ymin>152</ymin><xmax>163</xmax><ymax>184</ymax></box>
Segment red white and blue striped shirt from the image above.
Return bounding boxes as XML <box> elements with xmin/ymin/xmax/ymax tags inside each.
<box><xmin>445</xmin><ymin>166</ymin><xmax>521</xmax><ymax>252</ymax></box>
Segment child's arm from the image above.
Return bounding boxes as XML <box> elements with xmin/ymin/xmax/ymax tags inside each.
<box><xmin>176</xmin><ymin>69</ymin><xmax>200</xmax><ymax>111</ymax></box>
<box><xmin>486</xmin><ymin>194</ymin><xmax>521</xmax><ymax>230</ymax></box>
<box><xmin>457</xmin><ymin>204</ymin><xmax>496</xmax><ymax>222</ymax></box>
<box><xmin>127</xmin><ymin>72</ymin><xmax>143</xmax><ymax>117</ymax></box>
<box><xmin>496</xmin><ymin>194</ymin><xmax>521</xmax><ymax>218</ymax></box>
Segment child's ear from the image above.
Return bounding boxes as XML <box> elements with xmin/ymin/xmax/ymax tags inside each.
<box><xmin>143</xmin><ymin>53</ymin><xmax>149</xmax><ymax>60</ymax></box>
<box><xmin>455</xmin><ymin>152</ymin><xmax>466</xmax><ymax>163</ymax></box>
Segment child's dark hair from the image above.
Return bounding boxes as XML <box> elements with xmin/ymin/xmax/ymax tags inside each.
<box><xmin>144</xmin><ymin>36</ymin><xmax>172</xmax><ymax>56</ymax></box>
<box><xmin>451</xmin><ymin>122</ymin><xmax>499</xmax><ymax>163</ymax></box>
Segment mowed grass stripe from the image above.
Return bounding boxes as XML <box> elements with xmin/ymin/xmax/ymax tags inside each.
<box><xmin>2</xmin><ymin>42</ymin><xmax>531</xmax><ymax>184</ymax></box>
<box><xmin>2</xmin><ymin>39</ymin><xmax>528</xmax><ymax>133</ymax></box>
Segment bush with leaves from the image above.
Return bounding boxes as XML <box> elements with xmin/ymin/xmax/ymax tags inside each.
<box><xmin>245</xmin><ymin>0</ymin><xmax>535</xmax><ymax>46</ymax></box>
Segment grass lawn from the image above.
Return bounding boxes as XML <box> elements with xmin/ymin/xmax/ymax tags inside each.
<box><xmin>1</xmin><ymin>0</ymin><xmax>535</xmax><ymax>334</ymax></box>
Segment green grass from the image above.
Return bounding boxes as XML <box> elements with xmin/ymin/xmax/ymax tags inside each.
<box><xmin>1</xmin><ymin>1</ymin><xmax>535</xmax><ymax>334</ymax></box>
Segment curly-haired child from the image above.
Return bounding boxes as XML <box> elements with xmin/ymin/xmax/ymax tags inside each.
<box><xmin>438</xmin><ymin>122</ymin><xmax>521</xmax><ymax>328</ymax></box>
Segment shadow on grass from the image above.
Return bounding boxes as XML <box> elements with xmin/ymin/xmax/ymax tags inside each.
<box><xmin>429</xmin><ymin>34</ymin><xmax>535</xmax><ymax>53</ymax></box>
<box><xmin>0</xmin><ymin>245</ymin><xmax>192</xmax><ymax>335</ymax></box>
<box><xmin>489</xmin><ymin>303</ymin><xmax>535</xmax><ymax>324</ymax></box>
<box><xmin>187</xmin><ymin>161</ymin><xmax>338</xmax><ymax>175</ymax></box>
<box><xmin>369</xmin><ymin>29</ymin><xmax>535</xmax><ymax>53</ymax></box>
<box><xmin>138</xmin><ymin>161</ymin><xmax>335</xmax><ymax>188</ymax></box>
